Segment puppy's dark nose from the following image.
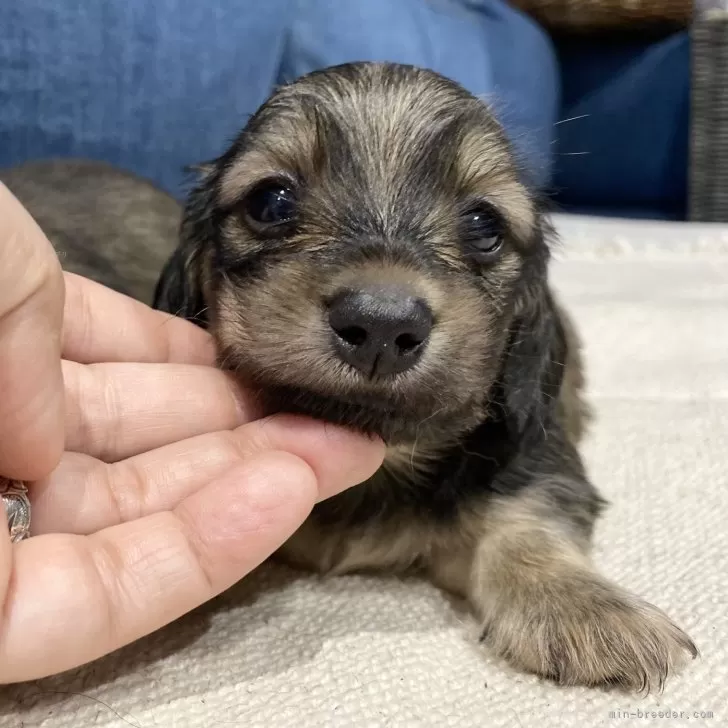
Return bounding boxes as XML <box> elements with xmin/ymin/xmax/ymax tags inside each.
<box><xmin>327</xmin><ymin>285</ymin><xmax>432</xmax><ymax>377</ymax></box>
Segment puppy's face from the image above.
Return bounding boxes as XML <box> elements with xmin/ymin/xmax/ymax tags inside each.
<box><xmin>158</xmin><ymin>63</ymin><xmax>553</xmax><ymax>445</ymax></box>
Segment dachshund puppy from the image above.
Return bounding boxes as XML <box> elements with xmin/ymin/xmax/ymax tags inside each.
<box><xmin>151</xmin><ymin>62</ymin><xmax>696</xmax><ymax>691</ymax></box>
<box><xmin>1</xmin><ymin>62</ymin><xmax>696</xmax><ymax>692</ymax></box>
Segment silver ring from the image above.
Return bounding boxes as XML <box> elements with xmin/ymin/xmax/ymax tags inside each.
<box><xmin>1</xmin><ymin>477</ymin><xmax>31</xmax><ymax>543</ymax></box>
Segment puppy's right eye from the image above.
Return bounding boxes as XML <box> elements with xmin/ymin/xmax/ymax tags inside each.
<box><xmin>243</xmin><ymin>182</ymin><xmax>297</xmax><ymax>234</ymax></box>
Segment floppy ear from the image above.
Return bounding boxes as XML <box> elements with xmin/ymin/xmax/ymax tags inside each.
<box><xmin>152</xmin><ymin>167</ymin><xmax>218</xmax><ymax>327</ymax></box>
<box><xmin>498</xmin><ymin>221</ymin><xmax>567</xmax><ymax>449</ymax></box>
<box><xmin>152</xmin><ymin>240</ymin><xmax>208</xmax><ymax>327</ymax></box>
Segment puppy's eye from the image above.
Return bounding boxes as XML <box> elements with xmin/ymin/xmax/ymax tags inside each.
<box><xmin>243</xmin><ymin>182</ymin><xmax>297</xmax><ymax>233</ymax></box>
<box><xmin>461</xmin><ymin>204</ymin><xmax>505</xmax><ymax>262</ymax></box>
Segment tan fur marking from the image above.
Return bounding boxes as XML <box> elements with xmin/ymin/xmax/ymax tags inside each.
<box><xmin>277</xmin><ymin>519</ymin><xmax>429</xmax><ymax>577</ymax></box>
<box><xmin>383</xmin><ymin>442</ymin><xmax>447</xmax><ymax>482</ymax></box>
<box><xmin>457</xmin><ymin>128</ymin><xmax>536</xmax><ymax>240</ymax></box>
<box><xmin>468</xmin><ymin>490</ymin><xmax>697</xmax><ymax>691</ymax></box>
<box><xmin>554</xmin><ymin>298</ymin><xmax>593</xmax><ymax>444</ymax></box>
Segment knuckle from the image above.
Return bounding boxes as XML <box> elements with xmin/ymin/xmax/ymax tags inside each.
<box><xmin>97</xmin><ymin>369</ymin><xmax>124</xmax><ymax>462</ymax></box>
<box><xmin>236</xmin><ymin>416</ymin><xmax>281</xmax><ymax>457</ymax></box>
<box><xmin>61</xmin><ymin>273</ymin><xmax>95</xmax><ymax>360</ymax></box>
<box><xmin>170</xmin><ymin>508</ymin><xmax>217</xmax><ymax>593</ymax></box>
<box><xmin>105</xmin><ymin>459</ymin><xmax>146</xmax><ymax>523</ymax></box>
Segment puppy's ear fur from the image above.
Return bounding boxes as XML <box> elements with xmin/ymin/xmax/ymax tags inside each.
<box><xmin>152</xmin><ymin>237</ymin><xmax>207</xmax><ymax>326</ymax></box>
<box><xmin>152</xmin><ymin>167</ymin><xmax>216</xmax><ymax>327</ymax></box>
<box><xmin>499</xmin><ymin>217</ymin><xmax>566</xmax><ymax>449</ymax></box>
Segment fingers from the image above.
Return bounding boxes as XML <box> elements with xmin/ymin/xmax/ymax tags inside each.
<box><xmin>31</xmin><ymin>415</ymin><xmax>385</xmax><ymax>535</ymax></box>
<box><xmin>0</xmin><ymin>183</ymin><xmax>65</xmax><ymax>481</ymax></box>
<box><xmin>62</xmin><ymin>272</ymin><xmax>216</xmax><ymax>365</ymax></box>
<box><xmin>62</xmin><ymin>360</ymin><xmax>258</xmax><ymax>462</ymax></box>
<box><xmin>0</xmin><ymin>451</ymin><xmax>318</xmax><ymax>683</ymax></box>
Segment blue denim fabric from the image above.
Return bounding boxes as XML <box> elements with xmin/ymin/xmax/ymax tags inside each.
<box><xmin>0</xmin><ymin>0</ymin><xmax>291</xmax><ymax>196</ymax></box>
<box><xmin>553</xmin><ymin>32</ymin><xmax>691</xmax><ymax>219</ymax></box>
<box><xmin>0</xmin><ymin>0</ymin><xmax>558</xmax><ymax>197</ymax></box>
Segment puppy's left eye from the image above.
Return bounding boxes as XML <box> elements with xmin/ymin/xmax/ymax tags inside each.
<box><xmin>461</xmin><ymin>204</ymin><xmax>505</xmax><ymax>262</ymax></box>
<box><xmin>243</xmin><ymin>182</ymin><xmax>297</xmax><ymax>234</ymax></box>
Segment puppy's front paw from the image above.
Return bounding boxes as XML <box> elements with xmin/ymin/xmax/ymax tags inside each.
<box><xmin>481</xmin><ymin>573</ymin><xmax>698</xmax><ymax>692</ymax></box>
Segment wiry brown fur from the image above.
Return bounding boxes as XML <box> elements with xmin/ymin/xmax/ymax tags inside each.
<box><xmin>1</xmin><ymin>62</ymin><xmax>697</xmax><ymax>694</ymax></box>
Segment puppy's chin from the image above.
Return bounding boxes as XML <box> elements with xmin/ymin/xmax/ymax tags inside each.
<box><xmin>256</xmin><ymin>382</ymin><xmax>484</xmax><ymax>446</ymax></box>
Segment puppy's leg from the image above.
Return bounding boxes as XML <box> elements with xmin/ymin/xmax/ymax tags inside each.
<box><xmin>468</xmin><ymin>480</ymin><xmax>697</xmax><ymax>692</ymax></box>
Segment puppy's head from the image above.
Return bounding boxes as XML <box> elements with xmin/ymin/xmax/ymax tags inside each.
<box><xmin>155</xmin><ymin>62</ymin><xmax>564</xmax><ymax>447</ymax></box>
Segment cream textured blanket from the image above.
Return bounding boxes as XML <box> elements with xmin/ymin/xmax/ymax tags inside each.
<box><xmin>2</xmin><ymin>214</ymin><xmax>727</xmax><ymax>728</ymax></box>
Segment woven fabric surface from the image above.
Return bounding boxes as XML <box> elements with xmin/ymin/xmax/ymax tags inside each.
<box><xmin>690</xmin><ymin>10</ymin><xmax>728</xmax><ymax>222</ymax></box>
<box><xmin>1</xmin><ymin>214</ymin><xmax>727</xmax><ymax>727</ymax></box>
<box><xmin>511</xmin><ymin>0</ymin><xmax>693</xmax><ymax>29</ymax></box>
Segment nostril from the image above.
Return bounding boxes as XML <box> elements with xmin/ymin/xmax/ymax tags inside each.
<box><xmin>395</xmin><ymin>332</ymin><xmax>423</xmax><ymax>353</ymax></box>
<box><xmin>327</xmin><ymin>286</ymin><xmax>432</xmax><ymax>376</ymax></box>
<box><xmin>335</xmin><ymin>325</ymin><xmax>368</xmax><ymax>347</ymax></box>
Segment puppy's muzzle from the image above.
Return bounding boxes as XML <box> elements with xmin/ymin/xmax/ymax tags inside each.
<box><xmin>327</xmin><ymin>284</ymin><xmax>432</xmax><ymax>378</ymax></box>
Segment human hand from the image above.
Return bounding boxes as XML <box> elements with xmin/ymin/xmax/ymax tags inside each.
<box><xmin>0</xmin><ymin>182</ymin><xmax>385</xmax><ymax>683</ymax></box>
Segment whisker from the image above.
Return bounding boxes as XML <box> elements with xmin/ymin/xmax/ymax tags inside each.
<box><xmin>460</xmin><ymin>447</ymin><xmax>499</xmax><ymax>465</ymax></box>
<box><xmin>554</xmin><ymin>114</ymin><xmax>590</xmax><ymax>126</ymax></box>
<box><xmin>410</xmin><ymin>406</ymin><xmax>448</xmax><ymax>474</ymax></box>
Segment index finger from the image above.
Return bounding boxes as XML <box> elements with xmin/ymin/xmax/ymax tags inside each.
<box><xmin>62</xmin><ymin>272</ymin><xmax>216</xmax><ymax>365</ymax></box>
<box><xmin>0</xmin><ymin>183</ymin><xmax>65</xmax><ymax>481</ymax></box>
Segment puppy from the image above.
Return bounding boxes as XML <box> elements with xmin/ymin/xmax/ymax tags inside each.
<box><xmin>2</xmin><ymin>62</ymin><xmax>696</xmax><ymax>692</ymax></box>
